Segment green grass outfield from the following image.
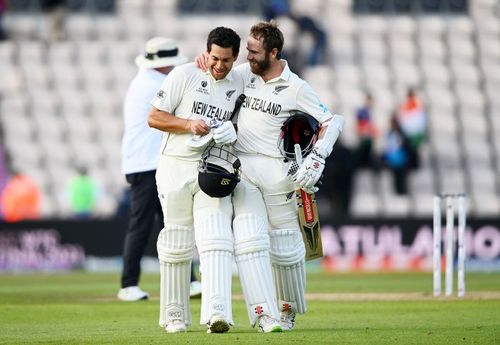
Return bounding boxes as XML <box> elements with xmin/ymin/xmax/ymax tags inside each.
<box><xmin>1</xmin><ymin>271</ymin><xmax>499</xmax><ymax>344</ymax></box>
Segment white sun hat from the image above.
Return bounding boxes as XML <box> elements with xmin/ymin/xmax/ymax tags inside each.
<box><xmin>135</xmin><ymin>37</ymin><xmax>188</xmax><ymax>69</ymax></box>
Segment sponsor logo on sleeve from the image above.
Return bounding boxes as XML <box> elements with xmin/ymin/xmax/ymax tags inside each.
<box><xmin>156</xmin><ymin>90</ymin><xmax>166</xmax><ymax>99</ymax></box>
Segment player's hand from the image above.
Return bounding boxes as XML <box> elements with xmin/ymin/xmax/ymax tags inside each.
<box><xmin>213</xmin><ymin>121</ymin><xmax>237</xmax><ymax>145</ymax></box>
<box><xmin>194</xmin><ymin>52</ymin><xmax>209</xmax><ymax>72</ymax></box>
<box><xmin>294</xmin><ymin>150</ymin><xmax>325</xmax><ymax>190</ymax></box>
<box><xmin>188</xmin><ymin>119</ymin><xmax>210</xmax><ymax>135</ymax></box>
<box><xmin>288</xmin><ymin>161</ymin><xmax>319</xmax><ymax>193</ymax></box>
<box><xmin>302</xmin><ymin>185</ymin><xmax>319</xmax><ymax>194</ymax></box>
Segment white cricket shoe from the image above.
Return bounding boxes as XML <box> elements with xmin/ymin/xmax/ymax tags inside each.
<box><xmin>257</xmin><ymin>315</ymin><xmax>283</xmax><ymax>333</ymax></box>
<box><xmin>280</xmin><ymin>309</ymin><xmax>296</xmax><ymax>331</ymax></box>
<box><xmin>189</xmin><ymin>281</ymin><xmax>202</xmax><ymax>297</ymax></box>
<box><xmin>206</xmin><ymin>316</ymin><xmax>230</xmax><ymax>334</ymax></box>
<box><xmin>165</xmin><ymin>320</ymin><xmax>187</xmax><ymax>333</ymax></box>
<box><xmin>117</xmin><ymin>286</ymin><xmax>149</xmax><ymax>301</ymax></box>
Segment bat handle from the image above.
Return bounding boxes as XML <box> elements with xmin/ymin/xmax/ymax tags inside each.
<box><xmin>294</xmin><ymin>143</ymin><xmax>303</xmax><ymax>165</ymax></box>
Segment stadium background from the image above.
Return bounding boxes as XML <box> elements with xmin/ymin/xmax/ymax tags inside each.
<box><xmin>0</xmin><ymin>0</ymin><xmax>499</xmax><ymax>274</ymax></box>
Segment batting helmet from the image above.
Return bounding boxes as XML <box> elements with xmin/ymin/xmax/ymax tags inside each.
<box><xmin>198</xmin><ymin>143</ymin><xmax>241</xmax><ymax>198</ymax></box>
<box><xmin>278</xmin><ymin>110</ymin><xmax>321</xmax><ymax>161</ymax></box>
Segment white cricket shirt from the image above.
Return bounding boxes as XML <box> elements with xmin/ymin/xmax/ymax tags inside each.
<box><xmin>234</xmin><ymin>61</ymin><xmax>333</xmax><ymax>158</ymax></box>
<box><xmin>151</xmin><ymin>63</ymin><xmax>244</xmax><ymax>161</ymax></box>
<box><xmin>122</xmin><ymin>68</ymin><xmax>167</xmax><ymax>175</ymax></box>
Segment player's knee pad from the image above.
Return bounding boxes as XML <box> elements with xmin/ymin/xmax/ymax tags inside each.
<box><xmin>157</xmin><ymin>224</ymin><xmax>195</xmax><ymax>263</ymax></box>
<box><xmin>269</xmin><ymin>229</ymin><xmax>305</xmax><ymax>266</ymax></box>
<box><xmin>233</xmin><ymin>213</ymin><xmax>270</xmax><ymax>256</ymax></box>
<box><xmin>195</xmin><ymin>211</ymin><xmax>233</xmax><ymax>254</ymax></box>
<box><xmin>270</xmin><ymin>229</ymin><xmax>307</xmax><ymax>314</ymax></box>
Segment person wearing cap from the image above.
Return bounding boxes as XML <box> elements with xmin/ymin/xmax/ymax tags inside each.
<box><xmin>148</xmin><ymin>27</ymin><xmax>243</xmax><ymax>334</ymax></box>
<box><xmin>118</xmin><ymin>37</ymin><xmax>202</xmax><ymax>302</ymax></box>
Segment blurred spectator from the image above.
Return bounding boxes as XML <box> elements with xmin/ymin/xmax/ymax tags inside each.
<box><xmin>115</xmin><ymin>188</ymin><xmax>131</xmax><ymax>218</ymax></box>
<box><xmin>355</xmin><ymin>92</ymin><xmax>379</xmax><ymax>170</ymax></box>
<box><xmin>263</xmin><ymin>0</ymin><xmax>327</xmax><ymax>69</ymax></box>
<box><xmin>67</xmin><ymin>165</ymin><xmax>97</xmax><ymax>219</ymax></box>
<box><xmin>262</xmin><ymin>0</ymin><xmax>290</xmax><ymax>20</ymax></box>
<box><xmin>396</xmin><ymin>88</ymin><xmax>426</xmax><ymax>170</ymax></box>
<box><xmin>0</xmin><ymin>170</ymin><xmax>41</xmax><ymax>222</ymax></box>
<box><xmin>288</xmin><ymin>13</ymin><xmax>327</xmax><ymax>66</ymax></box>
<box><xmin>40</xmin><ymin>0</ymin><xmax>67</xmax><ymax>42</ymax></box>
<box><xmin>382</xmin><ymin>114</ymin><xmax>412</xmax><ymax>195</ymax></box>
<box><xmin>0</xmin><ymin>145</ymin><xmax>8</xmax><ymax>195</ymax></box>
<box><xmin>318</xmin><ymin>139</ymin><xmax>355</xmax><ymax>220</ymax></box>
<box><xmin>0</xmin><ymin>0</ymin><xmax>7</xmax><ymax>41</ymax></box>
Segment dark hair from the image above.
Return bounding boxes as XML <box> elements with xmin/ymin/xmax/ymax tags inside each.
<box><xmin>250</xmin><ymin>21</ymin><xmax>284</xmax><ymax>59</ymax></box>
<box><xmin>207</xmin><ymin>27</ymin><xmax>241</xmax><ymax>57</ymax></box>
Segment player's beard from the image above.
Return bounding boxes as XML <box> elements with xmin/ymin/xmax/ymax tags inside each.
<box><xmin>249</xmin><ymin>53</ymin><xmax>271</xmax><ymax>76</ymax></box>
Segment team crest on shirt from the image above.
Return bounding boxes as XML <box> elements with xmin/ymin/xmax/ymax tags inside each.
<box><xmin>225</xmin><ymin>89</ymin><xmax>236</xmax><ymax>101</ymax></box>
<box><xmin>273</xmin><ymin>85</ymin><xmax>289</xmax><ymax>95</ymax></box>
<box><xmin>196</xmin><ymin>80</ymin><xmax>209</xmax><ymax>95</ymax></box>
<box><xmin>156</xmin><ymin>90</ymin><xmax>166</xmax><ymax>99</ymax></box>
<box><xmin>246</xmin><ymin>76</ymin><xmax>257</xmax><ymax>89</ymax></box>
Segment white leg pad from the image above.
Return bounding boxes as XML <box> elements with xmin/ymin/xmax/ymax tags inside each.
<box><xmin>195</xmin><ymin>211</ymin><xmax>234</xmax><ymax>325</ymax></box>
<box><xmin>157</xmin><ymin>225</ymin><xmax>195</xmax><ymax>327</ymax></box>
<box><xmin>234</xmin><ymin>214</ymin><xmax>280</xmax><ymax>326</ymax></box>
<box><xmin>270</xmin><ymin>229</ymin><xmax>307</xmax><ymax>314</ymax></box>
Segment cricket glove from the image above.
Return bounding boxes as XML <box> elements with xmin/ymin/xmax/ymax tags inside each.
<box><xmin>294</xmin><ymin>149</ymin><xmax>325</xmax><ymax>190</ymax></box>
<box><xmin>213</xmin><ymin>121</ymin><xmax>237</xmax><ymax>145</ymax></box>
<box><xmin>287</xmin><ymin>161</ymin><xmax>320</xmax><ymax>194</ymax></box>
<box><xmin>302</xmin><ymin>185</ymin><xmax>319</xmax><ymax>194</ymax></box>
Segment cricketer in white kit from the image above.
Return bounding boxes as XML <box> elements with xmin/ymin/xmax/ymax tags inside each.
<box><xmin>148</xmin><ymin>27</ymin><xmax>243</xmax><ymax>334</ymax></box>
<box><xmin>230</xmin><ymin>21</ymin><xmax>344</xmax><ymax>332</ymax></box>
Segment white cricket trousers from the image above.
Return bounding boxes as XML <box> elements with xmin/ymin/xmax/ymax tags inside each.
<box><xmin>155</xmin><ymin>155</ymin><xmax>234</xmax><ymax>327</ymax></box>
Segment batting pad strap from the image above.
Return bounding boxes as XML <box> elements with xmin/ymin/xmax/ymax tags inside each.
<box><xmin>315</xmin><ymin>114</ymin><xmax>344</xmax><ymax>158</ymax></box>
<box><xmin>269</xmin><ymin>229</ymin><xmax>306</xmax><ymax>266</ymax></box>
<box><xmin>157</xmin><ymin>224</ymin><xmax>195</xmax><ymax>263</ymax></box>
<box><xmin>233</xmin><ymin>214</ymin><xmax>270</xmax><ymax>255</ymax></box>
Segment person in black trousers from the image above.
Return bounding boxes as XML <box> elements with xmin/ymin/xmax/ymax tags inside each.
<box><xmin>118</xmin><ymin>37</ymin><xmax>201</xmax><ymax>301</ymax></box>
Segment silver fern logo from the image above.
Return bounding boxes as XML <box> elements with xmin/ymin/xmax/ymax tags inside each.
<box><xmin>273</xmin><ymin>85</ymin><xmax>289</xmax><ymax>95</ymax></box>
<box><xmin>226</xmin><ymin>89</ymin><xmax>236</xmax><ymax>101</ymax></box>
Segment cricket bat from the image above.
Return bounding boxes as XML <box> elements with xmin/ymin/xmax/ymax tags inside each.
<box><xmin>294</xmin><ymin>144</ymin><xmax>323</xmax><ymax>261</ymax></box>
